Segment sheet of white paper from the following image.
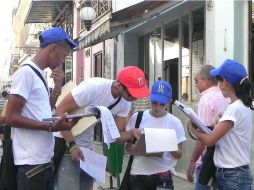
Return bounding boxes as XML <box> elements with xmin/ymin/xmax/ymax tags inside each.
<box><xmin>174</xmin><ymin>100</ymin><xmax>211</xmax><ymax>134</ymax></box>
<box><xmin>144</xmin><ymin>128</ymin><xmax>178</xmax><ymax>153</ymax></box>
<box><xmin>86</xmin><ymin>105</ymin><xmax>120</xmax><ymax>147</ymax></box>
<box><xmin>79</xmin><ymin>147</ymin><xmax>107</xmax><ymax>184</ymax></box>
<box><xmin>97</xmin><ymin>106</ymin><xmax>120</xmax><ymax>139</ymax></box>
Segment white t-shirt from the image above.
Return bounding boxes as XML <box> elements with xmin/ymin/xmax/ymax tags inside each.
<box><xmin>71</xmin><ymin>77</ymin><xmax>131</xmax><ymax>149</ymax></box>
<box><xmin>214</xmin><ymin>99</ymin><xmax>252</xmax><ymax>168</ymax></box>
<box><xmin>10</xmin><ymin>61</ymin><xmax>54</xmax><ymax>165</ymax></box>
<box><xmin>126</xmin><ymin>110</ymin><xmax>186</xmax><ymax>175</ymax></box>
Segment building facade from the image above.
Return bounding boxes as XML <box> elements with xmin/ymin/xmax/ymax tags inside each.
<box><xmin>9</xmin><ymin>0</ymin><xmax>254</xmax><ymax>179</ymax></box>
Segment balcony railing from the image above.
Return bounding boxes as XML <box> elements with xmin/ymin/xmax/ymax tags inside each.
<box><xmin>81</xmin><ymin>0</ymin><xmax>111</xmax><ymax>30</ymax></box>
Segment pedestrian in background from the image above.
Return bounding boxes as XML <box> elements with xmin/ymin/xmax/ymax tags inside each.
<box><xmin>0</xmin><ymin>91</ymin><xmax>9</xmax><ymax>143</ymax></box>
<box><xmin>188</xmin><ymin>59</ymin><xmax>253</xmax><ymax>190</ymax></box>
<box><xmin>54</xmin><ymin>66</ymin><xmax>149</xmax><ymax>190</ymax></box>
<box><xmin>5</xmin><ymin>27</ymin><xmax>78</xmax><ymax>190</ymax></box>
<box><xmin>186</xmin><ymin>65</ymin><xmax>229</xmax><ymax>190</ymax></box>
<box><xmin>125</xmin><ymin>80</ymin><xmax>186</xmax><ymax>190</ymax></box>
<box><xmin>127</xmin><ymin>73</ymin><xmax>150</xmax><ymax>121</ymax></box>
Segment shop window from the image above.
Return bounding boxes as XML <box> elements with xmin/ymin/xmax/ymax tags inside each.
<box><xmin>163</xmin><ymin>20</ymin><xmax>179</xmax><ymax>101</ymax></box>
<box><xmin>139</xmin><ymin>7</ymin><xmax>204</xmax><ymax>103</ymax></box>
<box><xmin>64</xmin><ymin>55</ymin><xmax>73</xmax><ymax>84</ymax></box>
<box><xmin>191</xmin><ymin>8</ymin><xmax>204</xmax><ymax>102</ymax></box>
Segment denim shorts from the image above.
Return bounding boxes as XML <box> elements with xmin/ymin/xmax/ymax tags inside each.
<box><xmin>215</xmin><ymin>165</ymin><xmax>253</xmax><ymax>190</ymax></box>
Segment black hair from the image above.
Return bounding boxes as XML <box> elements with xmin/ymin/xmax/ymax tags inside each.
<box><xmin>234</xmin><ymin>78</ymin><xmax>254</xmax><ymax>110</ymax></box>
<box><xmin>1</xmin><ymin>91</ymin><xmax>9</xmax><ymax>98</ymax></box>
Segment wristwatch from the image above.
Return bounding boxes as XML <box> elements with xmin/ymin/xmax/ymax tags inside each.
<box><xmin>65</xmin><ymin>141</ymin><xmax>76</xmax><ymax>150</ymax></box>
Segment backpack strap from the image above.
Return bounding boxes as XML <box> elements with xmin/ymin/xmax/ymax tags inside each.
<box><xmin>107</xmin><ymin>97</ymin><xmax>121</xmax><ymax>110</ymax></box>
<box><xmin>133</xmin><ymin>111</ymin><xmax>144</xmax><ymax>143</ymax></box>
<box><xmin>22</xmin><ymin>64</ymin><xmax>49</xmax><ymax>95</ymax></box>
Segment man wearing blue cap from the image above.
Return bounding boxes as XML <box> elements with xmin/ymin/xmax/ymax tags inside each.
<box><xmin>124</xmin><ymin>80</ymin><xmax>186</xmax><ymax>190</ymax></box>
<box><xmin>5</xmin><ymin>27</ymin><xmax>78</xmax><ymax>190</ymax></box>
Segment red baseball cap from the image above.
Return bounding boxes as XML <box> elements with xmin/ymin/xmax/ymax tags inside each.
<box><xmin>117</xmin><ymin>66</ymin><xmax>149</xmax><ymax>98</ymax></box>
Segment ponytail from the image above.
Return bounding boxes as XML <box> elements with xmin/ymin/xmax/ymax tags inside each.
<box><xmin>234</xmin><ymin>78</ymin><xmax>254</xmax><ymax>110</ymax></box>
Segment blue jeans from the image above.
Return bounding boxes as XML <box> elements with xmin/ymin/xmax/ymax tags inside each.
<box><xmin>215</xmin><ymin>166</ymin><xmax>253</xmax><ymax>190</ymax></box>
<box><xmin>17</xmin><ymin>164</ymin><xmax>54</xmax><ymax>190</ymax></box>
<box><xmin>54</xmin><ymin>154</ymin><xmax>94</xmax><ymax>190</ymax></box>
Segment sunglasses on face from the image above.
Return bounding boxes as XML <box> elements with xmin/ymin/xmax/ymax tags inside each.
<box><xmin>215</xmin><ymin>76</ymin><xmax>224</xmax><ymax>82</ymax></box>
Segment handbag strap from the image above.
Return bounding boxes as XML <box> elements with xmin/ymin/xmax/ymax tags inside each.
<box><xmin>22</xmin><ymin>64</ymin><xmax>49</xmax><ymax>95</ymax></box>
<box><xmin>107</xmin><ymin>97</ymin><xmax>121</xmax><ymax>110</ymax></box>
<box><xmin>2</xmin><ymin>64</ymin><xmax>49</xmax><ymax>140</ymax></box>
<box><xmin>129</xmin><ymin>111</ymin><xmax>144</xmax><ymax>159</ymax></box>
<box><xmin>187</xmin><ymin>127</ymin><xmax>199</xmax><ymax>140</ymax></box>
<box><xmin>3</xmin><ymin>125</ymin><xmax>11</xmax><ymax>140</ymax></box>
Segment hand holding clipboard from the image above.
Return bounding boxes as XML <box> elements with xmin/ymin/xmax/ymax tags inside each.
<box><xmin>174</xmin><ymin>100</ymin><xmax>211</xmax><ymax>134</ymax></box>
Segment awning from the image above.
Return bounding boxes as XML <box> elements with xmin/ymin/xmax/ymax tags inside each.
<box><xmin>79</xmin><ymin>20</ymin><xmax>127</xmax><ymax>49</ymax></box>
<box><xmin>25</xmin><ymin>0</ymin><xmax>72</xmax><ymax>24</ymax></box>
<box><xmin>124</xmin><ymin>0</ymin><xmax>204</xmax><ymax>35</ymax></box>
<box><xmin>78</xmin><ymin>1</ymin><xmax>167</xmax><ymax>49</ymax></box>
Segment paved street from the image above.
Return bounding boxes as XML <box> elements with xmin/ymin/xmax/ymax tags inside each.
<box><xmin>92</xmin><ymin>141</ymin><xmax>194</xmax><ymax>190</ymax></box>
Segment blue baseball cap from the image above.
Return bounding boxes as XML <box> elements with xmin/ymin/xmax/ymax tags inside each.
<box><xmin>150</xmin><ymin>80</ymin><xmax>172</xmax><ymax>104</ymax></box>
<box><xmin>210</xmin><ymin>59</ymin><xmax>247</xmax><ymax>85</ymax></box>
<box><xmin>39</xmin><ymin>27</ymin><xmax>78</xmax><ymax>49</ymax></box>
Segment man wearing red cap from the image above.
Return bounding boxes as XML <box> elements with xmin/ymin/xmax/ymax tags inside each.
<box><xmin>54</xmin><ymin>66</ymin><xmax>149</xmax><ymax>190</ymax></box>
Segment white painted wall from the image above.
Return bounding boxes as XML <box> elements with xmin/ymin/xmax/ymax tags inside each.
<box><xmin>112</xmin><ymin>0</ymin><xmax>144</xmax><ymax>13</ymax></box>
<box><xmin>83</xmin><ymin>47</ymin><xmax>92</xmax><ymax>79</ymax></box>
<box><xmin>117</xmin><ymin>34</ymin><xmax>125</xmax><ymax>75</ymax></box>
<box><xmin>206</xmin><ymin>0</ymin><xmax>233</xmax><ymax>67</ymax></box>
<box><xmin>205</xmin><ymin>0</ymin><xmax>248</xmax><ymax>67</ymax></box>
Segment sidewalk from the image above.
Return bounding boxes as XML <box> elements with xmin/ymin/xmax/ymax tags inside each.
<box><xmin>92</xmin><ymin>141</ymin><xmax>194</xmax><ymax>190</ymax></box>
<box><xmin>0</xmin><ymin>142</ymin><xmax>194</xmax><ymax>190</ymax></box>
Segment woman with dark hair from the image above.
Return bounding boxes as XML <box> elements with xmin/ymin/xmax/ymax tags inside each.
<box><xmin>188</xmin><ymin>59</ymin><xmax>253</xmax><ymax>190</ymax></box>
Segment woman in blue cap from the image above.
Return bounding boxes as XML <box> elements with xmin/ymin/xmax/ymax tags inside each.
<box><xmin>188</xmin><ymin>59</ymin><xmax>253</xmax><ymax>189</ymax></box>
<box><xmin>125</xmin><ymin>80</ymin><xmax>186</xmax><ymax>190</ymax></box>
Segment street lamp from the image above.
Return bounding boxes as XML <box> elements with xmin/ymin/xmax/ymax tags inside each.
<box><xmin>80</xmin><ymin>0</ymin><xmax>96</xmax><ymax>31</ymax></box>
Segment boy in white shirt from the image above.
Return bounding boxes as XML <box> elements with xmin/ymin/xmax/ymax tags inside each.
<box><xmin>125</xmin><ymin>80</ymin><xmax>186</xmax><ymax>190</ymax></box>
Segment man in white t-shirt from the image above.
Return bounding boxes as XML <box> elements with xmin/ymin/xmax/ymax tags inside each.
<box><xmin>54</xmin><ymin>66</ymin><xmax>150</xmax><ymax>190</ymax></box>
<box><xmin>125</xmin><ymin>80</ymin><xmax>186</xmax><ymax>190</ymax></box>
<box><xmin>5</xmin><ymin>27</ymin><xmax>78</xmax><ymax>190</ymax></box>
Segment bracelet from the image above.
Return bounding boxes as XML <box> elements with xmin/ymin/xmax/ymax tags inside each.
<box><xmin>47</xmin><ymin>122</ymin><xmax>53</xmax><ymax>132</ymax></box>
<box><xmin>69</xmin><ymin>145</ymin><xmax>78</xmax><ymax>153</ymax></box>
<box><xmin>66</xmin><ymin>141</ymin><xmax>76</xmax><ymax>149</ymax></box>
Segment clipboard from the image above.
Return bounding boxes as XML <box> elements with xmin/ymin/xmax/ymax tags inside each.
<box><xmin>51</xmin><ymin>81</ymin><xmax>99</xmax><ymax>136</ymax></box>
<box><xmin>43</xmin><ymin>113</ymin><xmax>99</xmax><ymax>122</ymax></box>
<box><xmin>131</xmin><ymin>128</ymin><xmax>178</xmax><ymax>156</ymax></box>
<box><xmin>131</xmin><ymin>133</ymin><xmax>146</xmax><ymax>156</ymax></box>
<box><xmin>174</xmin><ymin>100</ymin><xmax>211</xmax><ymax>134</ymax></box>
